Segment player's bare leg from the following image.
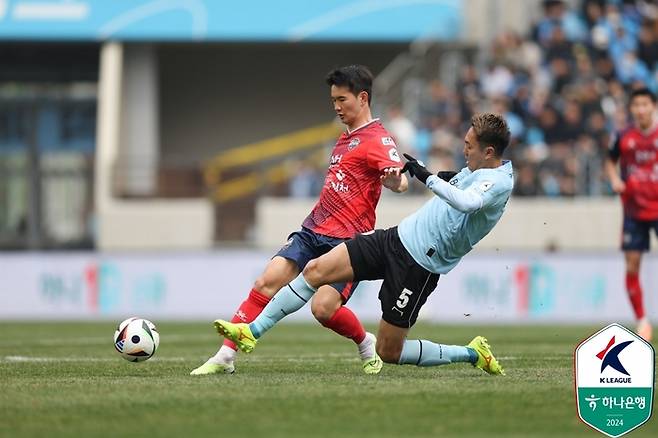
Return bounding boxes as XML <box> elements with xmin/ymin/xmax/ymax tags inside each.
<box><xmin>312</xmin><ymin>288</ymin><xmax>382</xmax><ymax>374</ymax></box>
<box><xmin>304</xmin><ymin>243</ymin><xmax>355</xmax><ymax>287</ymax></box>
<box><xmin>191</xmin><ymin>257</ymin><xmax>298</xmax><ymax>375</ymax></box>
<box><xmin>375</xmin><ymin>319</ymin><xmax>409</xmax><ymax>364</ymax></box>
<box><xmin>625</xmin><ymin>251</ymin><xmax>652</xmax><ymax>341</ymax></box>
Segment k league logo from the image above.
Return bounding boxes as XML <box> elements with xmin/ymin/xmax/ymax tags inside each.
<box><xmin>575</xmin><ymin>323</ymin><xmax>655</xmax><ymax>437</ymax></box>
<box><xmin>597</xmin><ymin>336</ymin><xmax>632</xmax><ymax>378</ymax></box>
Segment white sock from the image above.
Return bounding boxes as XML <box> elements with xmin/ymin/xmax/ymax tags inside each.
<box><xmin>358</xmin><ymin>332</ymin><xmax>376</xmax><ymax>361</ymax></box>
<box><xmin>209</xmin><ymin>345</ymin><xmax>236</xmax><ymax>365</ymax></box>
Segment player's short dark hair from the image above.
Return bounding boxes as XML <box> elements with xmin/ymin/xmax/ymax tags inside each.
<box><xmin>629</xmin><ymin>87</ymin><xmax>657</xmax><ymax>104</ymax></box>
<box><xmin>325</xmin><ymin>65</ymin><xmax>373</xmax><ymax>104</ymax></box>
<box><xmin>470</xmin><ymin>113</ymin><xmax>511</xmax><ymax>157</ymax></box>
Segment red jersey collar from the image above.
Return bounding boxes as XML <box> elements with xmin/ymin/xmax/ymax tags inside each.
<box><xmin>346</xmin><ymin>118</ymin><xmax>380</xmax><ymax>136</ymax></box>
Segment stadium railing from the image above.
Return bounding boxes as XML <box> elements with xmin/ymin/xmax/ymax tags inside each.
<box><xmin>203</xmin><ymin>121</ymin><xmax>341</xmax><ymax>203</ymax></box>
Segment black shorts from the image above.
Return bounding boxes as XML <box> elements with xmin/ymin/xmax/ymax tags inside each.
<box><xmin>345</xmin><ymin>227</ymin><xmax>440</xmax><ymax>328</ymax></box>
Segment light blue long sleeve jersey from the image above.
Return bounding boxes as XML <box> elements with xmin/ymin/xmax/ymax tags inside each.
<box><xmin>398</xmin><ymin>160</ymin><xmax>514</xmax><ymax>274</ymax></box>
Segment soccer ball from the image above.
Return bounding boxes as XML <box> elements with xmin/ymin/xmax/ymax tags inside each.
<box><xmin>113</xmin><ymin>317</ymin><xmax>160</xmax><ymax>362</ymax></box>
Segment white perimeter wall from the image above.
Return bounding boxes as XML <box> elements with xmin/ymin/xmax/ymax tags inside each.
<box><xmin>1</xmin><ymin>251</ymin><xmax>656</xmax><ymax>323</ymax></box>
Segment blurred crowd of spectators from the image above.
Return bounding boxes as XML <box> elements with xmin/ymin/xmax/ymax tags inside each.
<box><xmin>384</xmin><ymin>0</ymin><xmax>658</xmax><ymax>197</ymax></box>
<box><xmin>287</xmin><ymin>0</ymin><xmax>658</xmax><ymax>198</ymax></box>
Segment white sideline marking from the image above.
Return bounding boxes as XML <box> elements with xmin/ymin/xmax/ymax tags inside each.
<box><xmin>3</xmin><ymin>356</ymin><xmax>189</xmax><ymax>363</ymax></box>
<box><xmin>1</xmin><ymin>353</ymin><xmax>358</xmax><ymax>364</ymax></box>
<box><xmin>0</xmin><ymin>334</ymin><xmax>218</xmax><ymax>347</ymax></box>
<box><xmin>498</xmin><ymin>356</ymin><xmax>568</xmax><ymax>360</ymax></box>
<box><xmin>2</xmin><ymin>354</ymin><xmax>569</xmax><ymax>364</ymax></box>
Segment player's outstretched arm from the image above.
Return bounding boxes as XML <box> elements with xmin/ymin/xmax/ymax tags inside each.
<box><xmin>437</xmin><ymin>171</ymin><xmax>458</xmax><ymax>182</ymax></box>
<box><xmin>402</xmin><ymin>153</ymin><xmax>483</xmax><ymax>213</ymax></box>
<box><xmin>401</xmin><ymin>154</ymin><xmax>456</xmax><ymax>183</ymax></box>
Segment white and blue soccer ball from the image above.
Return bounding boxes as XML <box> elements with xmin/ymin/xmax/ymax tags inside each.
<box><xmin>113</xmin><ymin>317</ymin><xmax>160</xmax><ymax>362</ymax></box>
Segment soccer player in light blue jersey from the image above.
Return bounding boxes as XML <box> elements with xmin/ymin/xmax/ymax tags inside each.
<box><xmin>214</xmin><ymin>113</ymin><xmax>514</xmax><ymax>375</ymax></box>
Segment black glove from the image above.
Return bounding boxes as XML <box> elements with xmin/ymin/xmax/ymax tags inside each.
<box><xmin>401</xmin><ymin>153</ymin><xmax>432</xmax><ymax>185</ymax></box>
<box><xmin>437</xmin><ymin>171</ymin><xmax>457</xmax><ymax>182</ymax></box>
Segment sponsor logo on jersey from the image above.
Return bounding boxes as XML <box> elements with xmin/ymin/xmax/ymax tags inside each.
<box><xmin>388</xmin><ymin>148</ymin><xmax>401</xmax><ymax>162</ymax></box>
<box><xmin>330</xmin><ymin>166</ymin><xmax>349</xmax><ymax>192</ymax></box>
<box><xmin>330</xmin><ymin>181</ymin><xmax>349</xmax><ymax>193</ymax></box>
<box><xmin>348</xmin><ymin>137</ymin><xmax>361</xmax><ymax>151</ymax></box>
<box><xmin>381</xmin><ymin>136</ymin><xmax>395</xmax><ymax>146</ymax></box>
<box><xmin>330</xmin><ymin>154</ymin><xmax>343</xmax><ymax>167</ymax></box>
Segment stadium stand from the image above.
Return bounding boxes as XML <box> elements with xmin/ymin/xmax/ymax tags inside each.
<box><xmin>375</xmin><ymin>0</ymin><xmax>658</xmax><ymax>198</ymax></box>
<box><xmin>286</xmin><ymin>0</ymin><xmax>658</xmax><ymax>199</ymax></box>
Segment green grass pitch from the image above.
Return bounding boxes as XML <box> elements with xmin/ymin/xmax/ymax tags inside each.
<box><xmin>0</xmin><ymin>322</ymin><xmax>655</xmax><ymax>438</ymax></box>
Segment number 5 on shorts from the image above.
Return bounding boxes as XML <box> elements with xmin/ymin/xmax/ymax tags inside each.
<box><xmin>396</xmin><ymin>289</ymin><xmax>413</xmax><ymax>308</ymax></box>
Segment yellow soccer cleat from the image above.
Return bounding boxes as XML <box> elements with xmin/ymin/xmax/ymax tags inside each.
<box><xmin>190</xmin><ymin>359</ymin><xmax>235</xmax><ymax>375</ymax></box>
<box><xmin>359</xmin><ymin>333</ymin><xmax>383</xmax><ymax>375</ymax></box>
<box><xmin>213</xmin><ymin>319</ymin><xmax>257</xmax><ymax>354</ymax></box>
<box><xmin>467</xmin><ymin>336</ymin><xmax>505</xmax><ymax>376</ymax></box>
<box><xmin>362</xmin><ymin>353</ymin><xmax>383</xmax><ymax>375</ymax></box>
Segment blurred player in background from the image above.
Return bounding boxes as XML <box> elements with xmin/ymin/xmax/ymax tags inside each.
<box><xmin>605</xmin><ymin>87</ymin><xmax>658</xmax><ymax>342</ymax></box>
<box><xmin>215</xmin><ymin>113</ymin><xmax>513</xmax><ymax>375</ymax></box>
<box><xmin>191</xmin><ymin>65</ymin><xmax>408</xmax><ymax>375</ymax></box>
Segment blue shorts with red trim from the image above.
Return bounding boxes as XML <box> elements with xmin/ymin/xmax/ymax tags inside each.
<box><xmin>275</xmin><ymin>227</ymin><xmax>358</xmax><ymax>302</ymax></box>
<box><xmin>622</xmin><ymin>216</ymin><xmax>658</xmax><ymax>251</ymax></box>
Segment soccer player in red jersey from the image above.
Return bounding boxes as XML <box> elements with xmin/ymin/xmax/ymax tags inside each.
<box><xmin>605</xmin><ymin>87</ymin><xmax>658</xmax><ymax>342</ymax></box>
<box><xmin>191</xmin><ymin>65</ymin><xmax>408</xmax><ymax>375</ymax></box>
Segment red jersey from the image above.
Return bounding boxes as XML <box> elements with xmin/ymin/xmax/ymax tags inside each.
<box><xmin>302</xmin><ymin>119</ymin><xmax>402</xmax><ymax>238</ymax></box>
<box><xmin>609</xmin><ymin>122</ymin><xmax>658</xmax><ymax>220</ymax></box>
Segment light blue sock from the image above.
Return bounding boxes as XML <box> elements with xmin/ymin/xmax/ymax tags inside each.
<box><xmin>249</xmin><ymin>274</ymin><xmax>317</xmax><ymax>338</ymax></box>
<box><xmin>398</xmin><ymin>339</ymin><xmax>478</xmax><ymax>366</ymax></box>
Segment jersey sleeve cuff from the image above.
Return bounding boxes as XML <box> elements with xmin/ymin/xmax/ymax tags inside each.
<box><xmin>425</xmin><ymin>174</ymin><xmax>440</xmax><ymax>189</ymax></box>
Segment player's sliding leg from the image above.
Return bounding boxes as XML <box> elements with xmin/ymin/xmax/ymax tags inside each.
<box><xmin>214</xmin><ymin>273</ymin><xmax>317</xmax><ymax>353</ymax></box>
<box><xmin>466</xmin><ymin>336</ymin><xmax>505</xmax><ymax>375</ymax></box>
<box><xmin>375</xmin><ymin>320</ymin><xmax>505</xmax><ymax>375</ymax></box>
<box><xmin>378</xmin><ymin>320</ymin><xmax>475</xmax><ymax>368</ymax></box>
<box><xmin>311</xmin><ymin>288</ymin><xmax>382</xmax><ymax>375</ymax></box>
<box><xmin>624</xmin><ymin>251</ymin><xmax>652</xmax><ymax>342</ymax></box>
<box><xmin>216</xmin><ymin>244</ymin><xmax>356</xmax><ymax>352</ymax></box>
<box><xmin>191</xmin><ymin>257</ymin><xmax>298</xmax><ymax>374</ymax></box>
<box><xmin>398</xmin><ymin>339</ymin><xmax>477</xmax><ymax>367</ymax></box>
